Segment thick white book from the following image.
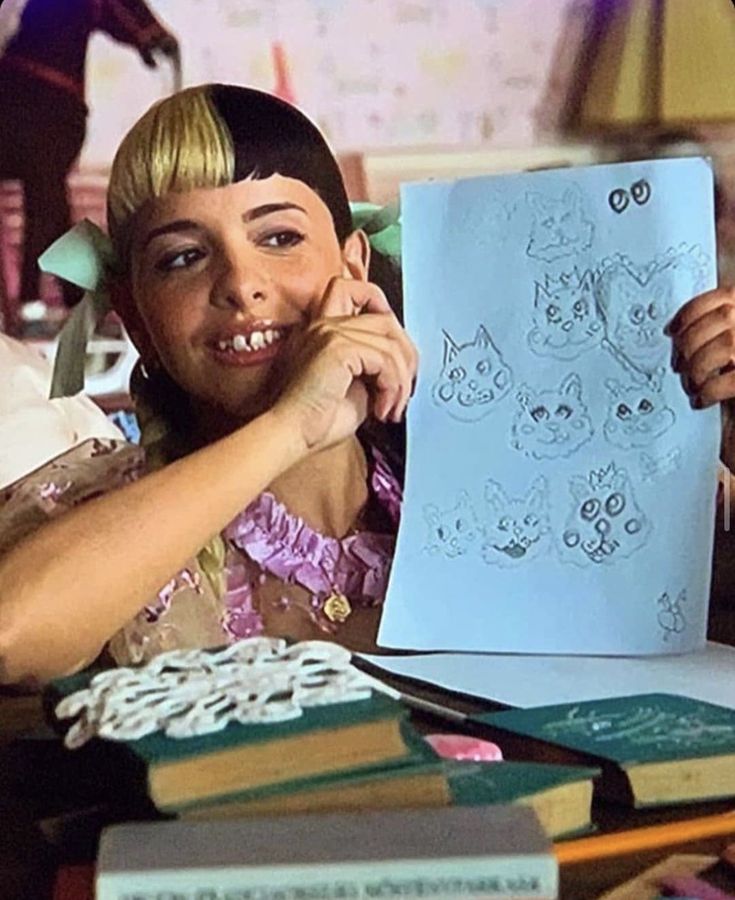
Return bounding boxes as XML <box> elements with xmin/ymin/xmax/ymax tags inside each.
<box><xmin>96</xmin><ymin>805</ymin><xmax>558</xmax><ymax>900</ymax></box>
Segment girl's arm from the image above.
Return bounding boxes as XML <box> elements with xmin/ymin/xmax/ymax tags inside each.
<box><xmin>0</xmin><ymin>409</ymin><xmax>303</xmax><ymax>684</ymax></box>
<box><xmin>0</xmin><ymin>307</ymin><xmax>416</xmax><ymax>684</ymax></box>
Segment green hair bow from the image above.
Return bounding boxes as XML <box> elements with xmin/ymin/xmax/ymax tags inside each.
<box><xmin>39</xmin><ymin>202</ymin><xmax>401</xmax><ymax>399</ymax></box>
<box><xmin>349</xmin><ymin>201</ymin><xmax>401</xmax><ymax>263</ymax></box>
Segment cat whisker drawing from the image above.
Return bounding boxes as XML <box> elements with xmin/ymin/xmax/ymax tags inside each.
<box><xmin>432</xmin><ymin>324</ymin><xmax>513</xmax><ymax>422</ymax></box>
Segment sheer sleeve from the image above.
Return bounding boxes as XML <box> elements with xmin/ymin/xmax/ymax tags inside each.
<box><xmin>0</xmin><ymin>438</ymin><xmax>226</xmax><ymax>667</ymax></box>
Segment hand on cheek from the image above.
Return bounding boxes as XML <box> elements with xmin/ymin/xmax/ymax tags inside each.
<box><xmin>314</xmin><ymin>275</ymin><xmax>394</xmax><ymax>319</ymax></box>
<box><xmin>272</xmin><ymin>278</ymin><xmax>418</xmax><ymax>453</ymax></box>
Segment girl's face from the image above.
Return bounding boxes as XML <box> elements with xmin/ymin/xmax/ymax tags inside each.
<box><xmin>122</xmin><ymin>174</ymin><xmax>367</xmax><ymax>423</ymax></box>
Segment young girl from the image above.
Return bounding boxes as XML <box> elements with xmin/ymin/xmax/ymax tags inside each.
<box><xmin>0</xmin><ymin>84</ymin><xmax>416</xmax><ymax>684</ymax></box>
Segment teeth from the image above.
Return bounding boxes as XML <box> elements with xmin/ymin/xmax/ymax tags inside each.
<box><xmin>217</xmin><ymin>329</ymin><xmax>285</xmax><ymax>353</ymax></box>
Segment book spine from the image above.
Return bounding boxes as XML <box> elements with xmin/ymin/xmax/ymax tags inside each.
<box><xmin>98</xmin><ymin>855</ymin><xmax>558</xmax><ymax>900</ymax></box>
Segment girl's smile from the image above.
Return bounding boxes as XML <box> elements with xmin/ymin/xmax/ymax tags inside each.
<box><xmin>206</xmin><ymin>320</ymin><xmax>292</xmax><ymax>367</ymax></box>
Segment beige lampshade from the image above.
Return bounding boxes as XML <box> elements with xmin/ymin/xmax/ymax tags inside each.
<box><xmin>574</xmin><ymin>0</ymin><xmax>735</xmax><ymax>131</ymax></box>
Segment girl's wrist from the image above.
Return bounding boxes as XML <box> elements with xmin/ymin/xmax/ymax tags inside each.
<box><xmin>251</xmin><ymin>406</ymin><xmax>311</xmax><ymax>475</ymax></box>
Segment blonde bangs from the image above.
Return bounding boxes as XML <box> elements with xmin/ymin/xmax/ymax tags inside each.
<box><xmin>107</xmin><ymin>87</ymin><xmax>234</xmax><ymax>259</ymax></box>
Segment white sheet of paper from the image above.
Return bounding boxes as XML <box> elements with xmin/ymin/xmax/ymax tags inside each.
<box><xmin>359</xmin><ymin>643</ymin><xmax>735</xmax><ymax>710</ymax></box>
<box><xmin>379</xmin><ymin>158</ymin><xmax>720</xmax><ymax>655</ymax></box>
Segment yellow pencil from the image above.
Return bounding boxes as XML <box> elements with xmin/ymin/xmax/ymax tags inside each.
<box><xmin>555</xmin><ymin>811</ymin><xmax>735</xmax><ymax>865</ymax></box>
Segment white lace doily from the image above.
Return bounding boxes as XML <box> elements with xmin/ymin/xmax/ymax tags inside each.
<box><xmin>55</xmin><ymin>638</ymin><xmax>393</xmax><ymax>749</ymax></box>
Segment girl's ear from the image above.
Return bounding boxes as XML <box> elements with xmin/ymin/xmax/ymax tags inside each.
<box><xmin>341</xmin><ymin>229</ymin><xmax>370</xmax><ymax>281</ymax></box>
<box><xmin>108</xmin><ymin>277</ymin><xmax>156</xmax><ymax>362</ymax></box>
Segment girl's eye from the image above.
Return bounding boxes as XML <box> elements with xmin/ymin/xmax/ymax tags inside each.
<box><xmin>260</xmin><ymin>230</ymin><xmax>305</xmax><ymax>248</ymax></box>
<box><xmin>156</xmin><ymin>247</ymin><xmax>205</xmax><ymax>272</ymax></box>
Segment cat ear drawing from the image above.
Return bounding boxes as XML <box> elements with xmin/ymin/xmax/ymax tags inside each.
<box><xmin>485</xmin><ymin>479</ymin><xmax>509</xmax><ymax>514</ymax></box>
<box><xmin>525</xmin><ymin>476</ymin><xmax>549</xmax><ymax>512</ymax></box>
<box><xmin>560</xmin><ymin>372</ymin><xmax>582</xmax><ymax>400</ymax></box>
<box><xmin>442</xmin><ymin>330</ymin><xmax>461</xmax><ymax>367</ymax></box>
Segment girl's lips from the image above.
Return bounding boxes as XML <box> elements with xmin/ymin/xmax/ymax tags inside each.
<box><xmin>206</xmin><ymin>324</ymin><xmax>292</xmax><ymax>368</ymax></box>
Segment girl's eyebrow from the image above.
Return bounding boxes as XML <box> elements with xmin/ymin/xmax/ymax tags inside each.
<box><xmin>142</xmin><ymin>203</ymin><xmax>307</xmax><ymax>248</ymax></box>
<box><xmin>242</xmin><ymin>202</ymin><xmax>307</xmax><ymax>222</ymax></box>
<box><xmin>142</xmin><ymin>219</ymin><xmax>200</xmax><ymax>249</ymax></box>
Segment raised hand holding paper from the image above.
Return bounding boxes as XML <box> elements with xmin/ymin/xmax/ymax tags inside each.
<box><xmin>380</xmin><ymin>158</ymin><xmax>719</xmax><ymax>655</ymax></box>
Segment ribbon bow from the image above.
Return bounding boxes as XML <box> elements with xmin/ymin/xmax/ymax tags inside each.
<box><xmin>38</xmin><ymin>219</ymin><xmax>116</xmax><ymax>399</ymax></box>
<box><xmin>349</xmin><ymin>201</ymin><xmax>401</xmax><ymax>263</ymax></box>
<box><xmin>39</xmin><ymin>203</ymin><xmax>401</xmax><ymax>399</ymax></box>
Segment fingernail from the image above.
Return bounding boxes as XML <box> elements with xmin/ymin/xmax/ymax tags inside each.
<box><xmin>664</xmin><ymin>317</ymin><xmax>678</xmax><ymax>336</ymax></box>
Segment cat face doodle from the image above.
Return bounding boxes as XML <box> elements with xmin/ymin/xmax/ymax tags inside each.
<box><xmin>527</xmin><ymin>268</ymin><xmax>603</xmax><ymax>360</ymax></box>
<box><xmin>482</xmin><ymin>476</ymin><xmax>550</xmax><ymax>568</ymax></box>
<box><xmin>432</xmin><ymin>325</ymin><xmax>513</xmax><ymax>421</ymax></box>
<box><xmin>596</xmin><ymin>263</ymin><xmax>674</xmax><ymax>373</ymax></box>
<box><xmin>561</xmin><ymin>463</ymin><xmax>650</xmax><ymax>566</ymax></box>
<box><xmin>603</xmin><ymin>379</ymin><xmax>675</xmax><ymax>449</ymax></box>
<box><xmin>526</xmin><ymin>186</ymin><xmax>594</xmax><ymax>263</ymax></box>
<box><xmin>423</xmin><ymin>492</ymin><xmax>481</xmax><ymax>559</ymax></box>
<box><xmin>511</xmin><ymin>373</ymin><xmax>593</xmax><ymax>460</ymax></box>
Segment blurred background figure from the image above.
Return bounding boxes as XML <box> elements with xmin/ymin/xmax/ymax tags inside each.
<box><xmin>0</xmin><ymin>0</ymin><xmax>179</xmax><ymax>335</ymax></box>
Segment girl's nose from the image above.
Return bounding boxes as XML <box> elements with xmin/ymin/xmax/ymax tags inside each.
<box><xmin>210</xmin><ymin>252</ymin><xmax>269</xmax><ymax>312</ymax></box>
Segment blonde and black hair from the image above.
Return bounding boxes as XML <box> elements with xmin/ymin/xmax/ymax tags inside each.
<box><xmin>107</xmin><ymin>84</ymin><xmax>401</xmax><ymax>594</ymax></box>
<box><xmin>107</xmin><ymin>84</ymin><xmax>353</xmax><ymax>267</ymax></box>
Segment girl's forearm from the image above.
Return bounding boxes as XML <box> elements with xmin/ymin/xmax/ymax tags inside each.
<box><xmin>0</xmin><ymin>410</ymin><xmax>303</xmax><ymax>684</ymax></box>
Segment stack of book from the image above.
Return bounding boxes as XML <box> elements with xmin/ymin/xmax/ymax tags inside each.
<box><xmin>50</xmin><ymin>658</ymin><xmax>600</xmax><ymax>840</ymax></box>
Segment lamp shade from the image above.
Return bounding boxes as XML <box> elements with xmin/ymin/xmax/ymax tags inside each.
<box><xmin>573</xmin><ymin>0</ymin><xmax>735</xmax><ymax>131</ymax></box>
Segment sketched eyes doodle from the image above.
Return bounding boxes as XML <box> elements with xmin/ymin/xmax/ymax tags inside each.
<box><xmin>609</xmin><ymin>189</ymin><xmax>629</xmax><ymax>214</ymax></box>
<box><xmin>608</xmin><ymin>179</ymin><xmax>652</xmax><ymax>214</ymax></box>
<box><xmin>631</xmin><ymin>179</ymin><xmax>651</xmax><ymax>205</ymax></box>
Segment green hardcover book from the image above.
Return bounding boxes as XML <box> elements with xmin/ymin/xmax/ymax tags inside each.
<box><xmin>49</xmin><ymin>671</ymin><xmax>412</xmax><ymax>814</ymax></box>
<box><xmin>182</xmin><ymin>732</ymin><xmax>598</xmax><ymax>839</ymax></box>
<box><xmin>181</xmin><ymin>753</ymin><xmax>451</xmax><ymax>820</ymax></box>
<box><xmin>475</xmin><ymin>693</ymin><xmax>735</xmax><ymax>808</ymax></box>
<box><xmin>446</xmin><ymin>759</ymin><xmax>599</xmax><ymax>839</ymax></box>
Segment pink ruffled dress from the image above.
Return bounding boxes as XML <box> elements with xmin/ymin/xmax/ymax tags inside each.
<box><xmin>0</xmin><ymin>438</ymin><xmax>402</xmax><ymax>666</ymax></box>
